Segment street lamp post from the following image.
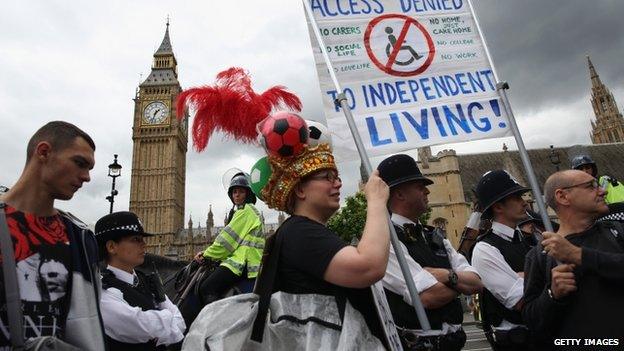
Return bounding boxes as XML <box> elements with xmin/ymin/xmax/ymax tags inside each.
<box><xmin>106</xmin><ymin>154</ymin><xmax>122</xmax><ymax>214</ymax></box>
<box><xmin>548</xmin><ymin>145</ymin><xmax>561</xmax><ymax>171</ymax></box>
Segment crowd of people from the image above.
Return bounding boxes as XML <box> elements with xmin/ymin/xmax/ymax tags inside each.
<box><xmin>1</xmin><ymin>120</ymin><xmax>623</xmax><ymax>351</ymax></box>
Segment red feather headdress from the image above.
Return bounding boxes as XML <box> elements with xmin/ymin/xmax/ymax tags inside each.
<box><xmin>176</xmin><ymin>67</ymin><xmax>302</xmax><ymax>152</ymax></box>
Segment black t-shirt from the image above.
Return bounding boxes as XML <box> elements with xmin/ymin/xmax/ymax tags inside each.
<box><xmin>275</xmin><ymin>215</ymin><xmax>385</xmax><ymax>343</ymax></box>
<box><xmin>0</xmin><ymin>205</ymin><xmax>72</xmax><ymax>348</ymax></box>
<box><xmin>276</xmin><ymin>215</ymin><xmax>347</xmax><ymax>294</ymax></box>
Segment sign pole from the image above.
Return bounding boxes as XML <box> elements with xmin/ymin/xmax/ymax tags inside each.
<box><xmin>467</xmin><ymin>0</ymin><xmax>555</xmax><ymax>233</ymax></box>
<box><xmin>303</xmin><ymin>0</ymin><xmax>432</xmax><ymax>332</ymax></box>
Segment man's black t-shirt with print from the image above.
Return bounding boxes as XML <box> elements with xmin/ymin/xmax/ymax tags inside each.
<box><xmin>0</xmin><ymin>205</ymin><xmax>72</xmax><ymax>348</ymax></box>
<box><xmin>275</xmin><ymin>215</ymin><xmax>384</xmax><ymax>342</ymax></box>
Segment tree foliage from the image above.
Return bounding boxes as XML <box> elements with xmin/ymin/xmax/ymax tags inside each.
<box><xmin>328</xmin><ymin>192</ymin><xmax>368</xmax><ymax>243</ymax></box>
<box><xmin>419</xmin><ymin>205</ymin><xmax>432</xmax><ymax>224</ymax></box>
<box><xmin>328</xmin><ymin>191</ymin><xmax>432</xmax><ymax>243</ymax></box>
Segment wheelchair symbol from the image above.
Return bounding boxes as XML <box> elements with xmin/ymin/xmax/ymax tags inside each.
<box><xmin>364</xmin><ymin>14</ymin><xmax>436</xmax><ymax>77</ymax></box>
<box><xmin>384</xmin><ymin>27</ymin><xmax>423</xmax><ymax>66</ymax></box>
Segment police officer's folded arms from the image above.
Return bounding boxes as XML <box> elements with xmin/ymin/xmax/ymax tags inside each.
<box><xmin>95</xmin><ymin>211</ymin><xmax>186</xmax><ymax>351</ymax></box>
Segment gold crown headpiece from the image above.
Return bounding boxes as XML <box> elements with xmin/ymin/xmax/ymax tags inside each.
<box><xmin>262</xmin><ymin>143</ymin><xmax>336</xmax><ymax>212</ymax></box>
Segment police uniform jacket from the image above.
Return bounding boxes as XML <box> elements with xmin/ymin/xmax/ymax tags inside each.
<box><xmin>382</xmin><ymin>214</ymin><xmax>479</xmax><ymax>335</ymax></box>
<box><xmin>100</xmin><ymin>265</ymin><xmax>186</xmax><ymax>350</ymax></box>
<box><xmin>472</xmin><ymin>222</ymin><xmax>532</xmax><ymax>331</ymax></box>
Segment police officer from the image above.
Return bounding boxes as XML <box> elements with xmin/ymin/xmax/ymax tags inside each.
<box><xmin>471</xmin><ymin>170</ymin><xmax>534</xmax><ymax>351</ymax></box>
<box><xmin>571</xmin><ymin>154</ymin><xmax>624</xmax><ymax>204</ymax></box>
<box><xmin>95</xmin><ymin>211</ymin><xmax>186</xmax><ymax>350</ymax></box>
<box><xmin>378</xmin><ymin>154</ymin><xmax>483</xmax><ymax>351</ymax></box>
<box><xmin>195</xmin><ymin>171</ymin><xmax>264</xmax><ymax>305</ymax></box>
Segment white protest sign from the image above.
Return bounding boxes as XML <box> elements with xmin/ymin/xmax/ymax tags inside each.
<box><xmin>306</xmin><ymin>0</ymin><xmax>511</xmax><ymax>160</ymax></box>
<box><xmin>370</xmin><ymin>282</ymin><xmax>403</xmax><ymax>350</ymax></box>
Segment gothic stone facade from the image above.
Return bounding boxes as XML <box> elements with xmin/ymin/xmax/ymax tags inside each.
<box><xmin>588</xmin><ymin>56</ymin><xmax>624</xmax><ymax>144</ymax></box>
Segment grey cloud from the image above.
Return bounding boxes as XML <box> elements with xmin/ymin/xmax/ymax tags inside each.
<box><xmin>472</xmin><ymin>0</ymin><xmax>624</xmax><ymax>112</ymax></box>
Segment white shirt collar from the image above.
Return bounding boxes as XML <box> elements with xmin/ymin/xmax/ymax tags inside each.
<box><xmin>391</xmin><ymin>213</ymin><xmax>420</xmax><ymax>227</ymax></box>
<box><xmin>491</xmin><ymin>222</ymin><xmax>516</xmax><ymax>241</ymax></box>
<box><xmin>107</xmin><ymin>265</ymin><xmax>138</xmax><ymax>285</ymax></box>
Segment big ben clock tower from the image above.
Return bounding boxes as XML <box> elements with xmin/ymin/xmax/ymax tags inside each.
<box><xmin>130</xmin><ymin>21</ymin><xmax>188</xmax><ymax>254</ymax></box>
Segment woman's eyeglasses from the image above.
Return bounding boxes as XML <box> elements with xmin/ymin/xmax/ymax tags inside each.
<box><xmin>308</xmin><ymin>171</ymin><xmax>341</xmax><ymax>184</ymax></box>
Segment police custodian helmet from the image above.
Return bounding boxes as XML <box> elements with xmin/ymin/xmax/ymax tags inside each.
<box><xmin>228</xmin><ymin>172</ymin><xmax>257</xmax><ymax>205</ymax></box>
<box><xmin>475</xmin><ymin>170</ymin><xmax>529</xmax><ymax>216</ymax></box>
<box><xmin>570</xmin><ymin>155</ymin><xmax>597</xmax><ymax>177</ymax></box>
<box><xmin>377</xmin><ymin>154</ymin><xmax>434</xmax><ymax>188</ymax></box>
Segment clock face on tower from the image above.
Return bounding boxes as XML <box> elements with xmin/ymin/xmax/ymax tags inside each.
<box><xmin>143</xmin><ymin>101</ymin><xmax>169</xmax><ymax>125</ymax></box>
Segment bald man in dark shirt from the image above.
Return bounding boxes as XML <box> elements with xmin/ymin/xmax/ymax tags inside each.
<box><xmin>523</xmin><ymin>170</ymin><xmax>624</xmax><ymax>348</ymax></box>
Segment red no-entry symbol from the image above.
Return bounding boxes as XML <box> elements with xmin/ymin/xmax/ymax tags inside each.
<box><xmin>364</xmin><ymin>14</ymin><xmax>435</xmax><ymax>77</ymax></box>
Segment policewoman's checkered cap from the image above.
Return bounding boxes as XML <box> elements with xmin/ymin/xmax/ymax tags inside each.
<box><xmin>94</xmin><ymin>211</ymin><xmax>154</xmax><ymax>244</ymax></box>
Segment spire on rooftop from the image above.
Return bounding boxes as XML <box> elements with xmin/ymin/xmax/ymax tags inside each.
<box><xmin>587</xmin><ymin>55</ymin><xmax>602</xmax><ymax>87</ymax></box>
<box><xmin>155</xmin><ymin>18</ymin><xmax>173</xmax><ymax>55</ymax></box>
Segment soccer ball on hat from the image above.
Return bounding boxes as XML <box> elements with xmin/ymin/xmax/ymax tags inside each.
<box><xmin>259</xmin><ymin>112</ymin><xmax>308</xmax><ymax>157</ymax></box>
<box><xmin>305</xmin><ymin>119</ymin><xmax>332</xmax><ymax>149</ymax></box>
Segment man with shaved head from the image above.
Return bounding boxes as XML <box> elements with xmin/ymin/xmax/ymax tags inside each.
<box><xmin>523</xmin><ymin>170</ymin><xmax>624</xmax><ymax>348</ymax></box>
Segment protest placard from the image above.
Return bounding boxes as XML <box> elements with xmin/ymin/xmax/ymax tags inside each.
<box><xmin>306</xmin><ymin>0</ymin><xmax>511</xmax><ymax>160</ymax></box>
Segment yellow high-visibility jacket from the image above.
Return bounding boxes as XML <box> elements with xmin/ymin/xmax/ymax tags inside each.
<box><xmin>599</xmin><ymin>175</ymin><xmax>624</xmax><ymax>204</ymax></box>
<box><xmin>203</xmin><ymin>204</ymin><xmax>264</xmax><ymax>278</ymax></box>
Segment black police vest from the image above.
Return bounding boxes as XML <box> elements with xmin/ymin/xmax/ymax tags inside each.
<box><xmin>478</xmin><ymin>230</ymin><xmax>532</xmax><ymax>327</ymax></box>
<box><xmin>384</xmin><ymin>224</ymin><xmax>463</xmax><ymax>330</ymax></box>
<box><xmin>101</xmin><ymin>269</ymin><xmax>163</xmax><ymax>351</ymax></box>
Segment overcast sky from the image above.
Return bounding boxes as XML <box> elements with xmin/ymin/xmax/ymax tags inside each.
<box><xmin>1</xmin><ymin>0</ymin><xmax>623</xmax><ymax>227</ymax></box>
